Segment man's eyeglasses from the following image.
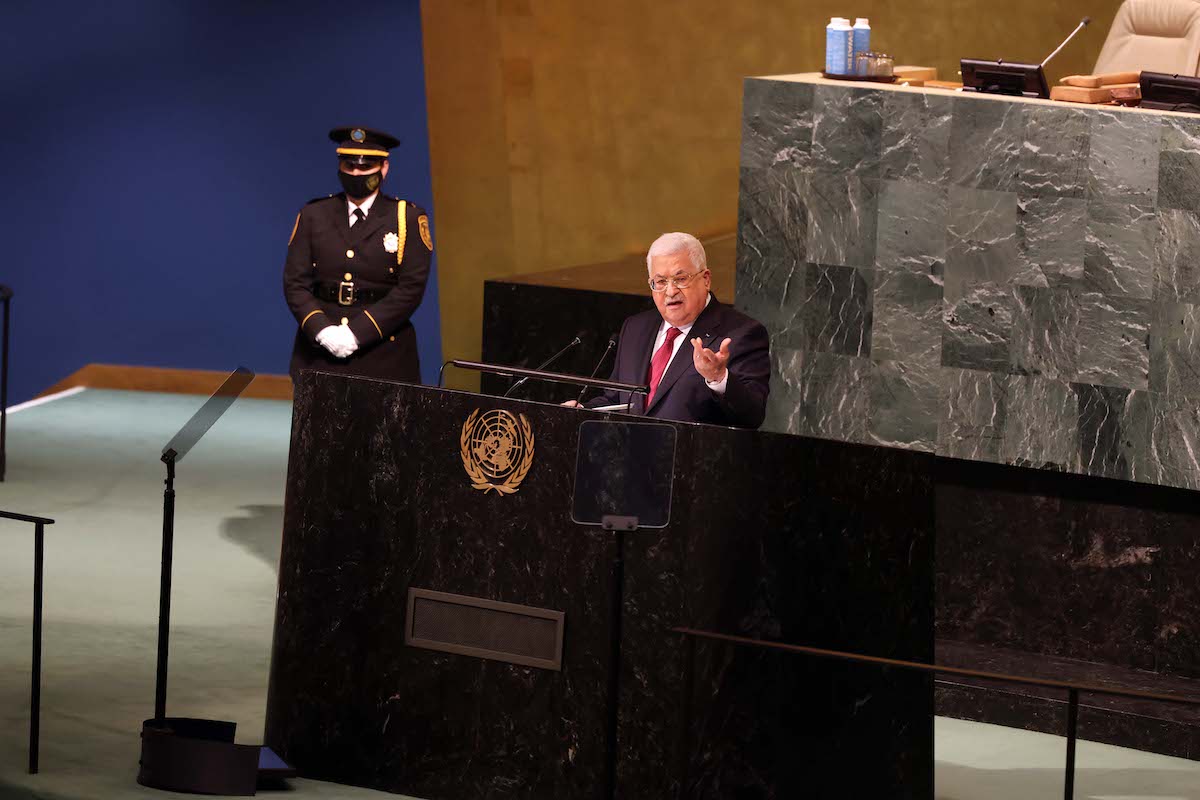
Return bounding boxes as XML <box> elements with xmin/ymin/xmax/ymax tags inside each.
<box><xmin>649</xmin><ymin>269</ymin><xmax>706</xmax><ymax>292</ymax></box>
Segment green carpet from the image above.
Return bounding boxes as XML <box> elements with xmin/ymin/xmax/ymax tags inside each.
<box><xmin>0</xmin><ymin>389</ymin><xmax>411</xmax><ymax>799</ymax></box>
<box><xmin>1</xmin><ymin>388</ymin><xmax>1196</xmax><ymax>799</ymax></box>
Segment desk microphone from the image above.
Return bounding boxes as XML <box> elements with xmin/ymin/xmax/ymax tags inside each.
<box><xmin>503</xmin><ymin>335</ymin><xmax>582</xmax><ymax>398</ymax></box>
<box><xmin>575</xmin><ymin>333</ymin><xmax>619</xmax><ymax>405</ymax></box>
<box><xmin>1041</xmin><ymin>17</ymin><xmax>1090</xmax><ymax>67</ymax></box>
<box><xmin>962</xmin><ymin>15</ymin><xmax>1089</xmax><ymax>99</ymax></box>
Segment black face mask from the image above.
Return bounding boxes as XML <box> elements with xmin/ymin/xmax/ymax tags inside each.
<box><xmin>338</xmin><ymin>169</ymin><xmax>382</xmax><ymax>198</ymax></box>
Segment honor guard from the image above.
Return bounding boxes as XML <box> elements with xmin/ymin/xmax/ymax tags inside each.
<box><xmin>283</xmin><ymin>126</ymin><xmax>433</xmax><ymax>383</ymax></box>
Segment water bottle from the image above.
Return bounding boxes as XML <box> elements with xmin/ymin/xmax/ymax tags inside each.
<box><xmin>852</xmin><ymin>18</ymin><xmax>871</xmax><ymax>74</ymax></box>
<box><xmin>825</xmin><ymin>17</ymin><xmax>852</xmax><ymax>75</ymax></box>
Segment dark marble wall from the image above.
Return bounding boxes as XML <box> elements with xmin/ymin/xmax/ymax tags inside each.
<box><xmin>936</xmin><ymin>458</ymin><xmax>1200</xmax><ymax>681</ymax></box>
<box><xmin>480</xmin><ymin>281</ymin><xmax>652</xmax><ymax>404</ymax></box>
<box><xmin>266</xmin><ymin>375</ymin><xmax>613</xmax><ymax>799</ymax></box>
<box><xmin>623</xmin><ymin>431</ymin><xmax>936</xmax><ymax>798</ymax></box>
<box><xmin>738</xmin><ymin>77</ymin><xmax>1200</xmax><ymax>492</ymax></box>
<box><xmin>933</xmin><ymin>456</ymin><xmax>1200</xmax><ymax>759</ymax></box>
<box><xmin>266</xmin><ymin>372</ymin><xmax>935</xmax><ymax>799</ymax></box>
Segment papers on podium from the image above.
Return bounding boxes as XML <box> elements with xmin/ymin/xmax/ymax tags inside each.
<box><xmin>592</xmin><ymin>403</ymin><xmax>631</xmax><ymax>412</ymax></box>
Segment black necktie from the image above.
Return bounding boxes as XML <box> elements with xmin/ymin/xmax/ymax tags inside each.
<box><xmin>352</xmin><ymin>208</ymin><xmax>366</xmax><ymax>227</ymax></box>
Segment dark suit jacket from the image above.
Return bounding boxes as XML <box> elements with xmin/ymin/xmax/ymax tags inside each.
<box><xmin>283</xmin><ymin>192</ymin><xmax>432</xmax><ymax>382</ymax></box>
<box><xmin>589</xmin><ymin>296</ymin><xmax>770</xmax><ymax>428</ymax></box>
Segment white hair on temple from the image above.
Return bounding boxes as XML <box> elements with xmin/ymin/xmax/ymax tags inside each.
<box><xmin>646</xmin><ymin>232</ymin><xmax>707</xmax><ymax>273</ymax></box>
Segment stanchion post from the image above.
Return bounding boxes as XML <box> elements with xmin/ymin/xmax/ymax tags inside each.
<box><xmin>675</xmin><ymin>633</ymin><xmax>696</xmax><ymax>800</ymax></box>
<box><xmin>1</xmin><ymin>509</ymin><xmax>55</xmax><ymax>774</ymax></box>
<box><xmin>1</xmin><ymin>287</ymin><xmax>11</xmax><ymax>482</ymax></box>
<box><xmin>30</xmin><ymin>520</ymin><xmax>43</xmax><ymax>774</ymax></box>
<box><xmin>1064</xmin><ymin>688</ymin><xmax>1079</xmax><ymax>800</ymax></box>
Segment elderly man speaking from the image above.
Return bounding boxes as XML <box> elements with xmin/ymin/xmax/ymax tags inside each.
<box><xmin>574</xmin><ymin>232</ymin><xmax>770</xmax><ymax>428</ymax></box>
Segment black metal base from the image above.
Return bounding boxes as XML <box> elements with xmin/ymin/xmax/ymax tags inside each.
<box><xmin>138</xmin><ymin>718</ymin><xmax>261</xmax><ymax>795</ymax></box>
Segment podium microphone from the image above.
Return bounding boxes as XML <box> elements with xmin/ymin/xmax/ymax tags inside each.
<box><xmin>503</xmin><ymin>335</ymin><xmax>583</xmax><ymax>397</ymax></box>
<box><xmin>575</xmin><ymin>333</ymin><xmax>619</xmax><ymax>405</ymax></box>
<box><xmin>1041</xmin><ymin>17</ymin><xmax>1090</xmax><ymax>67</ymax></box>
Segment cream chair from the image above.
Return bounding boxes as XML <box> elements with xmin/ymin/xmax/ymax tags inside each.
<box><xmin>1094</xmin><ymin>0</ymin><xmax>1200</xmax><ymax>75</ymax></box>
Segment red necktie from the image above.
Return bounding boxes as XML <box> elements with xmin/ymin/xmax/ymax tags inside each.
<box><xmin>645</xmin><ymin>327</ymin><xmax>682</xmax><ymax>408</ymax></box>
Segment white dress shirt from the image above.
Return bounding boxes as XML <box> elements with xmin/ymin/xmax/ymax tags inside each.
<box><xmin>347</xmin><ymin>191</ymin><xmax>379</xmax><ymax>226</ymax></box>
<box><xmin>652</xmin><ymin>294</ymin><xmax>727</xmax><ymax>395</ymax></box>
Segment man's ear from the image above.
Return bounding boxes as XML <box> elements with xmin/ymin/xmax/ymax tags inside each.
<box><xmin>381</xmin><ymin>159</ymin><xmax>390</xmax><ymax>180</ymax></box>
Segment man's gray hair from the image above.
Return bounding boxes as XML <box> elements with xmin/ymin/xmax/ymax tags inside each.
<box><xmin>646</xmin><ymin>232</ymin><xmax>707</xmax><ymax>274</ymax></box>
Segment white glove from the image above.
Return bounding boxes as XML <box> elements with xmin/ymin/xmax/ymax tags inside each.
<box><xmin>336</xmin><ymin>325</ymin><xmax>360</xmax><ymax>357</ymax></box>
<box><xmin>316</xmin><ymin>326</ymin><xmax>347</xmax><ymax>358</ymax></box>
<box><xmin>316</xmin><ymin>325</ymin><xmax>359</xmax><ymax>359</ymax></box>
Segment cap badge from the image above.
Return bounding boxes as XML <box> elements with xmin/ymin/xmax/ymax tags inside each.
<box><xmin>351</xmin><ymin>128</ymin><xmax>365</xmax><ymax>142</ymax></box>
<box><xmin>383</xmin><ymin>231</ymin><xmax>399</xmax><ymax>253</ymax></box>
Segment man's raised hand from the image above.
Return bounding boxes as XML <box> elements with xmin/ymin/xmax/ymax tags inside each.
<box><xmin>691</xmin><ymin>336</ymin><xmax>731</xmax><ymax>383</ymax></box>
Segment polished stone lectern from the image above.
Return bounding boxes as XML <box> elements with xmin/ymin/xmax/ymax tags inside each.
<box><xmin>265</xmin><ymin>371</ymin><xmax>934</xmax><ymax>799</ymax></box>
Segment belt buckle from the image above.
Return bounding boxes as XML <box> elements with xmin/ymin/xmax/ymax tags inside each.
<box><xmin>337</xmin><ymin>281</ymin><xmax>355</xmax><ymax>306</ymax></box>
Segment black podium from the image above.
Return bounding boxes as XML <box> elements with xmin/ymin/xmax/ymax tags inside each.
<box><xmin>264</xmin><ymin>372</ymin><xmax>935</xmax><ymax>798</ymax></box>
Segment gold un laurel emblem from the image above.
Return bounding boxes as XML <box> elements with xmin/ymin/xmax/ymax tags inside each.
<box><xmin>460</xmin><ymin>409</ymin><xmax>534</xmax><ymax>494</ymax></box>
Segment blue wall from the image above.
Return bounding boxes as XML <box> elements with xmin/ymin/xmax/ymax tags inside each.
<box><xmin>0</xmin><ymin>0</ymin><xmax>440</xmax><ymax>403</ymax></box>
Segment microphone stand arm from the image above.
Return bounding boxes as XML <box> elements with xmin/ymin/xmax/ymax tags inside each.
<box><xmin>503</xmin><ymin>337</ymin><xmax>581</xmax><ymax>398</ymax></box>
<box><xmin>577</xmin><ymin>341</ymin><xmax>617</xmax><ymax>405</ymax></box>
<box><xmin>442</xmin><ymin>359</ymin><xmax>647</xmax><ymax>397</ymax></box>
<box><xmin>1041</xmin><ymin>18</ymin><xmax>1089</xmax><ymax>67</ymax></box>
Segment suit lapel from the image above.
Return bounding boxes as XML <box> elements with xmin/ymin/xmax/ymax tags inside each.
<box><xmin>689</xmin><ymin>295</ymin><xmax>725</xmax><ymax>349</ymax></box>
<box><xmin>628</xmin><ymin>314</ymin><xmax>660</xmax><ymax>414</ymax></box>
<box><xmin>332</xmin><ymin>193</ymin><xmax>353</xmax><ymax>246</ymax></box>
<box><xmin>646</xmin><ymin>297</ymin><xmax>724</xmax><ymax>413</ymax></box>
<box><xmin>349</xmin><ymin>194</ymin><xmax>393</xmax><ymax>247</ymax></box>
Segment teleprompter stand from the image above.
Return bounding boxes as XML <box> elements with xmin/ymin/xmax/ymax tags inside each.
<box><xmin>138</xmin><ymin>367</ymin><xmax>293</xmax><ymax>795</ymax></box>
<box><xmin>441</xmin><ymin>357</ymin><xmax>662</xmax><ymax>798</ymax></box>
<box><xmin>571</xmin><ymin>420</ymin><xmax>676</xmax><ymax>800</ymax></box>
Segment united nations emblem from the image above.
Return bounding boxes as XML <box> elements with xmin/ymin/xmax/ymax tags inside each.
<box><xmin>351</xmin><ymin>128</ymin><xmax>365</xmax><ymax>142</ymax></box>
<box><xmin>383</xmin><ymin>231</ymin><xmax>399</xmax><ymax>253</ymax></box>
<box><xmin>460</xmin><ymin>409</ymin><xmax>534</xmax><ymax>494</ymax></box>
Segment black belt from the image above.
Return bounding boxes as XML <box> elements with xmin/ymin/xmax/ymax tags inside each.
<box><xmin>314</xmin><ymin>282</ymin><xmax>391</xmax><ymax>306</ymax></box>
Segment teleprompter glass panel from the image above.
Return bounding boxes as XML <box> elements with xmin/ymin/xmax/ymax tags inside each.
<box><xmin>571</xmin><ymin>420</ymin><xmax>676</xmax><ymax>528</ymax></box>
<box><xmin>162</xmin><ymin>366</ymin><xmax>255</xmax><ymax>463</ymax></box>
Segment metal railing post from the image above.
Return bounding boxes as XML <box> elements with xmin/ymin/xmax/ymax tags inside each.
<box><xmin>1064</xmin><ymin>688</ymin><xmax>1079</xmax><ymax>800</ymax></box>
<box><xmin>1</xmin><ymin>509</ymin><xmax>55</xmax><ymax>774</ymax></box>
<box><xmin>670</xmin><ymin>627</ymin><xmax>1200</xmax><ymax>800</ymax></box>
<box><xmin>1</xmin><ymin>285</ymin><xmax>12</xmax><ymax>482</ymax></box>
<box><xmin>30</xmin><ymin>521</ymin><xmax>43</xmax><ymax>773</ymax></box>
<box><xmin>676</xmin><ymin>633</ymin><xmax>696</xmax><ymax>800</ymax></box>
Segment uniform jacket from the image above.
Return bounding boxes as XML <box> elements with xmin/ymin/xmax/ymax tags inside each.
<box><xmin>283</xmin><ymin>192</ymin><xmax>432</xmax><ymax>382</ymax></box>
<box><xmin>588</xmin><ymin>296</ymin><xmax>770</xmax><ymax>428</ymax></box>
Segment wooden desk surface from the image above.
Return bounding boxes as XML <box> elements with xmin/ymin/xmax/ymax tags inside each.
<box><xmin>761</xmin><ymin>72</ymin><xmax>1200</xmax><ymax>119</ymax></box>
